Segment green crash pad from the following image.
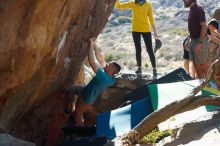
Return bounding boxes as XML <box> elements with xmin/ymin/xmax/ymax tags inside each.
<box><xmin>148</xmin><ymin>80</ymin><xmax>220</xmax><ymax>111</ymax></box>
<box><xmin>203</xmin><ymin>81</ymin><xmax>220</xmax><ymax>111</ymax></box>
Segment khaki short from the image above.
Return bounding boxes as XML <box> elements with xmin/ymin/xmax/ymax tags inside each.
<box><xmin>189</xmin><ymin>38</ymin><xmax>208</xmax><ymax>64</ymax></box>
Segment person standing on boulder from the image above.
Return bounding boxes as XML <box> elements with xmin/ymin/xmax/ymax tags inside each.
<box><xmin>207</xmin><ymin>19</ymin><xmax>220</xmax><ymax>90</ymax></box>
<box><xmin>183</xmin><ymin>35</ymin><xmax>196</xmax><ymax>78</ymax></box>
<box><xmin>182</xmin><ymin>0</ymin><xmax>208</xmax><ymax>79</ymax></box>
<box><xmin>207</xmin><ymin>19</ymin><xmax>220</xmax><ymax>65</ymax></box>
<box><xmin>65</xmin><ymin>38</ymin><xmax>121</xmax><ymax>126</ymax></box>
<box><xmin>115</xmin><ymin>0</ymin><xmax>160</xmax><ymax>79</ymax></box>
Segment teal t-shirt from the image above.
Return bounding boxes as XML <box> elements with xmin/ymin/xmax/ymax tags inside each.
<box><xmin>81</xmin><ymin>68</ymin><xmax>115</xmax><ymax>104</ymax></box>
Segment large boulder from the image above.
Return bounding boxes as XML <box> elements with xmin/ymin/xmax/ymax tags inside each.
<box><xmin>0</xmin><ymin>134</ymin><xmax>36</xmax><ymax>146</ymax></box>
<box><xmin>0</xmin><ymin>0</ymin><xmax>116</xmax><ymax>145</ymax></box>
<box><xmin>94</xmin><ymin>70</ymin><xmax>152</xmax><ymax>110</ymax></box>
<box><xmin>158</xmin><ymin>111</ymin><xmax>220</xmax><ymax>146</ymax></box>
<box><xmin>211</xmin><ymin>4</ymin><xmax>220</xmax><ymax>21</ymax></box>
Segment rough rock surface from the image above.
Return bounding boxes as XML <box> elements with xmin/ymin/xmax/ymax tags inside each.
<box><xmin>158</xmin><ymin>111</ymin><xmax>220</xmax><ymax>146</ymax></box>
<box><xmin>97</xmin><ymin>71</ymin><xmax>151</xmax><ymax>103</ymax></box>
<box><xmin>0</xmin><ymin>134</ymin><xmax>36</xmax><ymax>146</ymax></box>
<box><xmin>1</xmin><ymin>0</ymin><xmax>220</xmax><ymax>145</ymax></box>
<box><xmin>0</xmin><ymin>0</ymin><xmax>116</xmax><ymax>145</ymax></box>
<box><xmin>211</xmin><ymin>5</ymin><xmax>220</xmax><ymax>20</ymax></box>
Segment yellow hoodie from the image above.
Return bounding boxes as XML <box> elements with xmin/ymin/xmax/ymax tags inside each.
<box><xmin>115</xmin><ymin>0</ymin><xmax>155</xmax><ymax>32</ymax></box>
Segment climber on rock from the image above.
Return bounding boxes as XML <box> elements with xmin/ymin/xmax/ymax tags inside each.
<box><xmin>64</xmin><ymin>38</ymin><xmax>121</xmax><ymax>126</ymax></box>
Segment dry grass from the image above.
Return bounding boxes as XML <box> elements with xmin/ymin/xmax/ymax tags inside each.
<box><xmin>97</xmin><ymin>7</ymin><xmax>191</xmax><ymax>75</ymax></box>
<box><xmin>97</xmin><ymin>24</ymin><xmax>184</xmax><ymax>75</ymax></box>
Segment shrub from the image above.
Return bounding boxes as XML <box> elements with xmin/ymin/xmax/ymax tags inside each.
<box><xmin>105</xmin><ymin>54</ymin><xmax>114</xmax><ymax>62</ymax></box>
<box><xmin>144</xmin><ymin>62</ymin><xmax>149</xmax><ymax>68</ymax></box>
<box><xmin>171</xmin><ymin>28</ymin><xmax>188</xmax><ymax>36</ymax></box>
<box><xmin>141</xmin><ymin>128</ymin><xmax>173</xmax><ymax>144</ymax></box>
<box><xmin>105</xmin><ymin>54</ymin><xmax>121</xmax><ymax>62</ymax></box>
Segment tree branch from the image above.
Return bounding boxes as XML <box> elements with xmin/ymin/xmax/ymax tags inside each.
<box><xmin>179</xmin><ymin>95</ymin><xmax>220</xmax><ymax>113</ymax></box>
<box><xmin>192</xmin><ymin>58</ymin><xmax>220</xmax><ymax>94</ymax></box>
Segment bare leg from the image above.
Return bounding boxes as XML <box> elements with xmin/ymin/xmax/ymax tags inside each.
<box><xmin>65</xmin><ymin>85</ymin><xmax>84</xmax><ymax>113</ymax></box>
<box><xmin>184</xmin><ymin>59</ymin><xmax>189</xmax><ymax>74</ymax></box>
<box><xmin>68</xmin><ymin>95</ymin><xmax>78</xmax><ymax>112</ymax></box>
<box><xmin>194</xmin><ymin>62</ymin><xmax>208</xmax><ymax>79</ymax></box>
<box><xmin>189</xmin><ymin>61</ymin><xmax>196</xmax><ymax>79</ymax></box>
<box><xmin>72</xmin><ymin>98</ymin><xmax>91</xmax><ymax>126</ymax></box>
<box><xmin>200</xmin><ymin>64</ymin><xmax>208</xmax><ymax>78</ymax></box>
<box><xmin>194</xmin><ymin>63</ymin><xmax>202</xmax><ymax>79</ymax></box>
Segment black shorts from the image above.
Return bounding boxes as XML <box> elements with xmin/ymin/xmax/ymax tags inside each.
<box><xmin>183</xmin><ymin>48</ymin><xmax>189</xmax><ymax>60</ymax></box>
<box><xmin>183</xmin><ymin>36</ymin><xmax>190</xmax><ymax>60</ymax></box>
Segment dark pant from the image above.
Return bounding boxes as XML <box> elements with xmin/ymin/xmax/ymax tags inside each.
<box><xmin>132</xmin><ymin>32</ymin><xmax>156</xmax><ymax>68</ymax></box>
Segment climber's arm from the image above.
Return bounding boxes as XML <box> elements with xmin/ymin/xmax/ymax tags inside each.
<box><xmin>115</xmin><ymin>0</ymin><xmax>133</xmax><ymax>10</ymax></box>
<box><xmin>94</xmin><ymin>44</ymin><xmax>106</xmax><ymax>68</ymax></box>
<box><xmin>88</xmin><ymin>38</ymin><xmax>98</xmax><ymax>73</ymax></box>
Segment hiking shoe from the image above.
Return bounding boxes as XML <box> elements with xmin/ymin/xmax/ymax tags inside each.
<box><xmin>153</xmin><ymin>68</ymin><xmax>158</xmax><ymax>80</ymax></box>
<box><xmin>153</xmin><ymin>75</ymin><xmax>157</xmax><ymax>80</ymax></box>
<box><xmin>135</xmin><ymin>67</ymin><xmax>142</xmax><ymax>74</ymax></box>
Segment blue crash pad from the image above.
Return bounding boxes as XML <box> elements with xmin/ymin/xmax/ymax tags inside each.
<box><xmin>96</xmin><ymin>98</ymin><xmax>153</xmax><ymax>139</ymax></box>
